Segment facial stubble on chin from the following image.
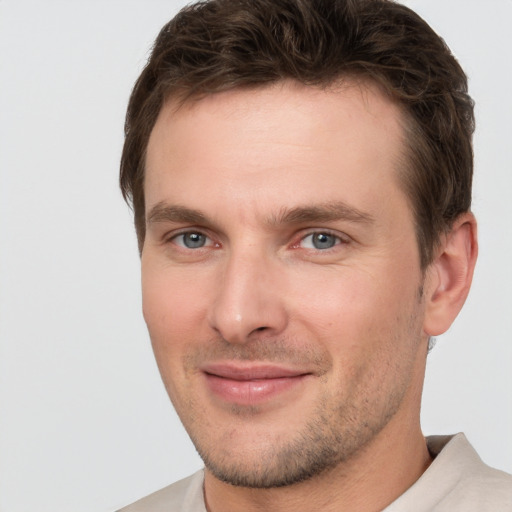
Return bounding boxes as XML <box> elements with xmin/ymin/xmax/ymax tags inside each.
<box><xmin>169</xmin><ymin>327</ymin><xmax>421</xmax><ymax>490</ymax></box>
<box><xmin>195</xmin><ymin>383</ymin><xmax>409</xmax><ymax>489</ymax></box>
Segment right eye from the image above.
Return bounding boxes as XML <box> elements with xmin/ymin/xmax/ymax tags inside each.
<box><xmin>172</xmin><ymin>232</ymin><xmax>211</xmax><ymax>249</ymax></box>
<box><xmin>299</xmin><ymin>232</ymin><xmax>341</xmax><ymax>250</ymax></box>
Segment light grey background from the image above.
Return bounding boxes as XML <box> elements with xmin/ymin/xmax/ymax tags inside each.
<box><xmin>0</xmin><ymin>1</ymin><xmax>510</xmax><ymax>511</ymax></box>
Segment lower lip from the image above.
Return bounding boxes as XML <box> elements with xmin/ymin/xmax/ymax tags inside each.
<box><xmin>204</xmin><ymin>373</ymin><xmax>308</xmax><ymax>405</ymax></box>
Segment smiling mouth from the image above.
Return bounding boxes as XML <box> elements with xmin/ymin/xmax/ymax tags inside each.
<box><xmin>201</xmin><ymin>363</ymin><xmax>311</xmax><ymax>405</ymax></box>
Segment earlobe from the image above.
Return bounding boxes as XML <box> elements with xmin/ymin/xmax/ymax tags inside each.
<box><xmin>423</xmin><ymin>212</ymin><xmax>478</xmax><ymax>336</ymax></box>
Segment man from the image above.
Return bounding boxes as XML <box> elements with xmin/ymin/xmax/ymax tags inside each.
<box><xmin>118</xmin><ymin>0</ymin><xmax>512</xmax><ymax>510</ymax></box>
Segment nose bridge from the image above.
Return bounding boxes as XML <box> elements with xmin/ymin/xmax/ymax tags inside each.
<box><xmin>208</xmin><ymin>243</ymin><xmax>286</xmax><ymax>344</ymax></box>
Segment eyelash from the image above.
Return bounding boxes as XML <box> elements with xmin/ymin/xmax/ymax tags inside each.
<box><xmin>166</xmin><ymin>229</ymin><xmax>349</xmax><ymax>253</ymax></box>
<box><xmin>168</xmin><ymin>231</ymin><xmax>216</xmax><ymax>249</ymax></box>
<box><xmin>293</xmin><ymin>230</ymin><xmax>348</xmax><ymax>251</ymax></box>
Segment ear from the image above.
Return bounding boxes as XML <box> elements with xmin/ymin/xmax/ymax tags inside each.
<box><xmin>423</xmin><ymin>212</ymin><xmax>478</xmax><ymax>336</ymax></box>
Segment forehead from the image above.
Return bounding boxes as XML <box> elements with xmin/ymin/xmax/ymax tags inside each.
<box><xmin>145</xmin><ymin>80</ymin><xmax>408</xmax><ymax>222</ymax></box>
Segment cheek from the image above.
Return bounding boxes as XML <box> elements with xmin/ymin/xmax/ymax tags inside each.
<box><xmin>143</xmin><ymin>257</ymin><xmax>207</xmax><ymax>323</ymax></box>
<box><xmin>294</xmin><ymin>271</ymin><xmax>424</xmax><ymax>413</ymax></box>
<box><xmin>141</xmin><ymin>262</ymin><xmax>211</xmax><ymax>366</ymax></box>
<box><xmin>141</xmin><ymin>264</ymin><xmax>212</xmax><ymax>408</ymax></box>
<box><xmin>289</xmin><ymin>264</ymin><xmax>421</xmax><ymax>364</ymax></box>
<box><xmin>290</xmin><ymin>268</ymin><xmax>396</xmax><ymax>333</ymax></box>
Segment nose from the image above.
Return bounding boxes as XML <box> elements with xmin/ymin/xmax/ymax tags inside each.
<box><xmin>207</xmin><ymin>248</ymin><xmax>288</xmax><ymax>344</ymax></box>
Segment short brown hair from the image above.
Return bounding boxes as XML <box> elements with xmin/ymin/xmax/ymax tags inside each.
<box><xmin>120</xmin><ymin>0</ymin><xmax>474</xmax><ymax>268</ymax></box>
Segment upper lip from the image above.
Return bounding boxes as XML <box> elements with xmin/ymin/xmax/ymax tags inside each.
<box><xmin>201</xmin><ymin>363</ymin><xmax>310</xmax><ymax>381</ymax></box>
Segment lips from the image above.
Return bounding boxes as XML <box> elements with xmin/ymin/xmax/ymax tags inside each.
<box><xmin>201</xmin><ymin>363</ymin><xmax>311</xmax><ymax>405</ymax></box>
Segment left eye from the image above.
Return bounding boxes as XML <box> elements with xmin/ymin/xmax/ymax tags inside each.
<box><xmin>300</xmin><ymin>232</ymin><xmax>341</xmax><ymax>250</ymax></box>
<box><xmin>173</xmin><ymin>232</ymin><xmax>210</xmax><ymax>249</ymax></box>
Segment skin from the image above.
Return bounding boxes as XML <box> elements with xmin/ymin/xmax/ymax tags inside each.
<box><xmin>142</xmin><ymin>81</ymin><xmax>477</xmax><ymax>512</ymax></box>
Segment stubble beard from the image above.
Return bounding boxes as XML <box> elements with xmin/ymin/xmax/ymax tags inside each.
<box><xmin>183</xmin><ymin>380</ymin><xmax>407</xmax><ymax>489</ymax></box>
<box><xmin>168</xmin><ymin>300</ymin><xmax>424</xmax><ymax>490</ymax></box>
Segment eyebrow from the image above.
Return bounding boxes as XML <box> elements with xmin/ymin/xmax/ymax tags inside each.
<box><xmin>146</xmin><ymin>200</ymin><xmax>375</xmax><ymax>228</ymax></box>
<box><xmin>147</xmin><ymin>203</ymin><xmax>208</xmax><ymax>225</ymax></box>
<box><xmin>267</xmin><ymin>201</ymin><xmax>375</xmax><ymax>226</ymax></box>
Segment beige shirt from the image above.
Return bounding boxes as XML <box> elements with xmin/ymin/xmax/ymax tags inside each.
<box><xmin>118</xmin><ymin>433</ymin><xmax>512</xmax><ymax>511</ymax></box>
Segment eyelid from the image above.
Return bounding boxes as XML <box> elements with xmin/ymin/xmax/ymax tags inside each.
<box><xmin>292</xmin><ymin>229</ymin><xmax>350</xmax><ymax>250</ymax></box>
<box><xmin>166</xmin><ymin>228</ymin><xmax>218</xmax><ymax>248</ymax></box>
<box><xmin>162</xmin><ymin>227</ymin><xmax>350</xmax><ymax>251</ymax></box>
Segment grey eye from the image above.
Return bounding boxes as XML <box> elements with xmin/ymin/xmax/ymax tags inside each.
<box><xmin>181</xmin><ymin>232</ymin><xmax>207</xmax><ymax>248</ymax></box>
<box><xmin>311</xmin><ymin>233</ymin><xmax>337</xmax><ymax>249</ymax></box>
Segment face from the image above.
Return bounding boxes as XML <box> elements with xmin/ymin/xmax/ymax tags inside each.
<box><xmin>142</xmin><ymin>81</ymin><xmax>429</xmax><ymax>488</ymax></box>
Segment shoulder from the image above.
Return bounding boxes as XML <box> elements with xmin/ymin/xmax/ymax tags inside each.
<box><xmin>428</xmin><ymin>433</ymin><xmax>512</xmax><ymax>507</ymax></box>
<box><xmin>117</xmin><ymin>469</ymin><xmax>206</xmax><ymax>512</ymax></box>
<box><xmin>386</xmin><ymin>433</ymin><xmax>512</xmax><ymax>512</ymax></box>
<box><xmin>435</xmin><ymin>434</ymin><xmax>512</xmax><ymax>510</ymax></box>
